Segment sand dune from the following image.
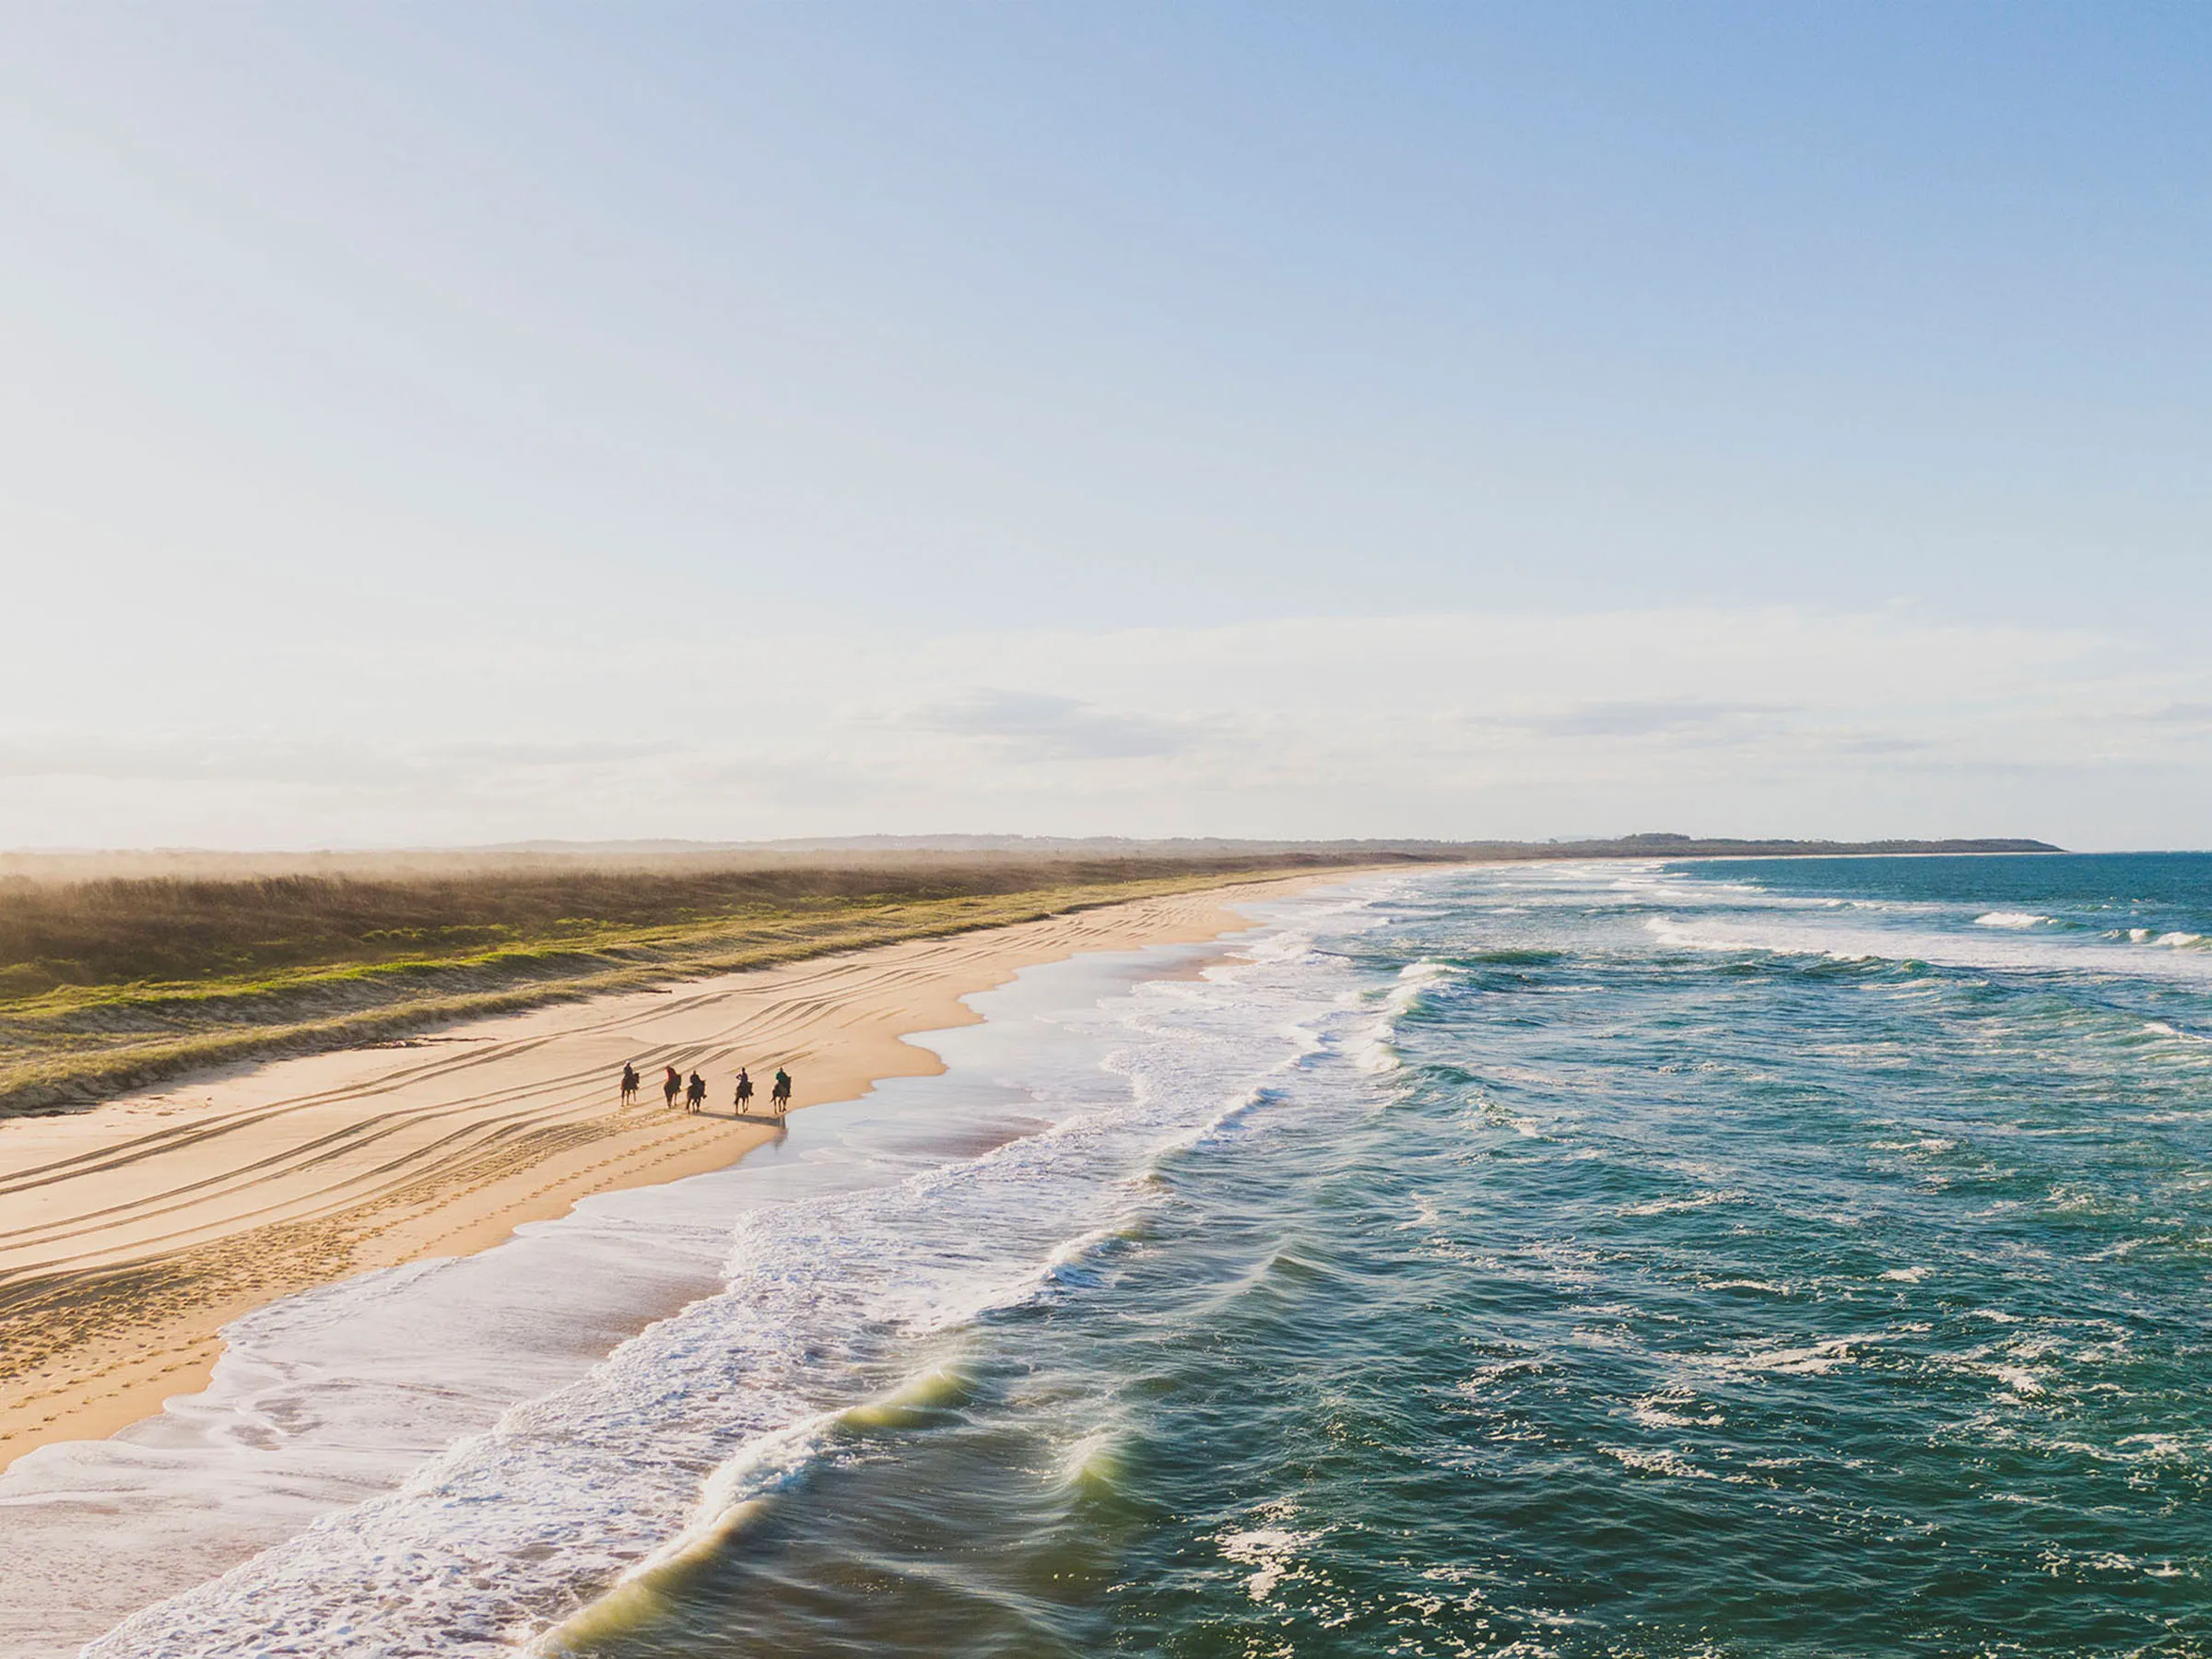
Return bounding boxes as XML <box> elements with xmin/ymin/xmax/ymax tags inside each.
<box><xmin>0</xmin><ymin>877</ymin><xmax>1304</xmax><ymax>1479</ymax></box>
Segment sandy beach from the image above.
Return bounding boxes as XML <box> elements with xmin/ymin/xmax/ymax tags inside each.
<box><xmin>0</xmin><ymin>875</ymin><xmax>1309</xmax><ymax>1481</ymax></box>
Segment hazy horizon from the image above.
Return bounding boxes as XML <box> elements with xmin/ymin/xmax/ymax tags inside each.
<box><xmin>6</xmin><ymin>6</ymin><xmax>2207</xmax><ymax>852</ymax></box>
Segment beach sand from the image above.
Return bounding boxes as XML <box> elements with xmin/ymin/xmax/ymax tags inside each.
<box><xmin>0</xmin><ymin>875</ymin><xmax>1315</xmax><ymax>1481</ymax></box>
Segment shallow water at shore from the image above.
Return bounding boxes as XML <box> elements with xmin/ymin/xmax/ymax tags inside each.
<box><xmin>18</xmin><ymin>856</ymin><xmax>2212</xmax><ymax>1655</ymax></box>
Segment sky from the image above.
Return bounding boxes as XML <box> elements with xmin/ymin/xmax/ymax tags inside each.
<box><xmin>2</xmin><ymin>3</ymin><xmax>2207</xmax><ymax>850</ymax></box>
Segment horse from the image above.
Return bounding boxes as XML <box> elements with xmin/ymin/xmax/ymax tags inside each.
<box><xmin>771</xmin><ymin>1070</ymin><xmax>792</xmax><ymax>1112</ymax></box>
<box><xmin>663</xmin><ymin>1067</ymin><xmax>682</xmax><ymax>1110</ymax></box>
<box><xmin>685</xmin><ymin>1073</ymin><xmax>707</xmax><ymax>1112</ymax></box>
<box><xmin>619</xmin><ymin>1065</ymin><xmax>640</xmax><ymax>1107</ymax></box>
<box><xmin>735</xmin><ymin>1070</ymin><xmax>755</xmax><ymax>1113</ymax></box>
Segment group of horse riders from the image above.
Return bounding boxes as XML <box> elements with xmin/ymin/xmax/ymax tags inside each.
<box><xmin>618</xmin><ymin>1059</ymin><xmax>793</xmax><ymax>1117</ymax></box>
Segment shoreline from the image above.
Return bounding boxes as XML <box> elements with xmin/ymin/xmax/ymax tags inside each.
<box><xmin>0</xmin><ymin>870</ymin><xmax>1358</xmax><ymax>1479</ymax></box>
<box><xmin>0</xmin><ymin>865</ymin><xmax>1352</xmax><ymax>1124</ymax></box>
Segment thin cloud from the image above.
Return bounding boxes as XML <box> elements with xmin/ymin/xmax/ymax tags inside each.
<box><xmin>0</xmin><ymin>735</ymin><xmax>677</xmax><ymax>787</ymax></box>
<box><xmin>430</xmin><ymin>739</ymin><xmax>679</xmax><ymax>767</ymax></box>
<box><xmin>912</xmin><ymin>689</ymin><xmax>1194</xmax><ymax>761</ymax></box>
<box><xmin>1489</xmin><ymin>700</ymin><xmax>1794</xmax><ymax>740</ymax></box>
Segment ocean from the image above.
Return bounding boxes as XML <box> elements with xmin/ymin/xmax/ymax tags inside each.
<box><xmin>12</xmin><ymin>854</ymin><xmax>2211</xmax><ymax>1655</ymax></box>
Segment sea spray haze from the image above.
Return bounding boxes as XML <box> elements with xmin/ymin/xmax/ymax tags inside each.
<box><xmin>61</xmin><ymin>857</ymin><xmax>2212</xmax><ymax>1654</ymax></box>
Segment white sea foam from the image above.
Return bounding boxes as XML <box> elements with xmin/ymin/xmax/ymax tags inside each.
<box><xmin>1599</xmin><ymin>1445</ymin><xmax>1713</xmax><ymax>1479</ymax></box>
<box><xmin>1618</xmin><ymin>1189</ymin><xmax>1742</xmax><ymax>1218</ymax></box>
<box><xmin>1400</xmin><ymin>1191</ymin><xmax>1446</xmax><ymax>1232</ymax></box>
<box><xmin>1351</xmin><ymin>956</ymin><xmax>1457</xmax><ymax>1074</ymax></box>
<box><xmin>1648</xmin><ymin>908</ymin><xmax>2212</xmax><ymax>987</ymax></box>
<box><xmin>1744</xmin><ymin>1338</ymin><xmax>1859</xmax><ymax>1376</ymax></box>
<box><xmin>1630</xmin><ymin>1390</ymin><xmax>1724</xmax><ymax>1430</ymax></box>
<box><xmin>1688</xmin><ymin>1335</ymin><xmax>1868</xmax><ymax>1381</ymax></box>
<box><xmin>1351</xmin><ymin>1032</ymin><xmax>1402</xmax><ymax>1074</ymax></box>
<box><xmin>2120</xmin><ymin>926</ymin><xmax>2205</xmax><ymax>948</ymax></box>
<box><xmin>1395</xmin><ymin>958</ymin><xmax>1458</xmax><ymax>987</ymax></box>
<box><xmin>1974</xmin><ymin>911</ymin><xmax>2050</xmax><ymax>929</ymax></box>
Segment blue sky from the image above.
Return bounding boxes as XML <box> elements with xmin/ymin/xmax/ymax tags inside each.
<box><xmin>2</xmin><ymin>5</ymin><xmax>2207</xmax><ymax>847</ymax></box>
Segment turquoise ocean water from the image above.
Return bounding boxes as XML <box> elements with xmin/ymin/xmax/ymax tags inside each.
<box><xmin>46</xmin><ymin>855</ymin><xmax>2212</xmax><ymax>1656</ymax></box>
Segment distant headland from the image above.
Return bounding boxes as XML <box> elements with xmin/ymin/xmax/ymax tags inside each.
<box><xmin>477</xmin><ymin>832</ymin><xmax>2066</xmax><ymax>863</ymax></box>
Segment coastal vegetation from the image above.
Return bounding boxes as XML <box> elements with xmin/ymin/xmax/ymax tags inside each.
<box><xmin>0</xmin><ymin>850</ymin><xmax>1374</xmax><ymax>1116</ymax></box>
